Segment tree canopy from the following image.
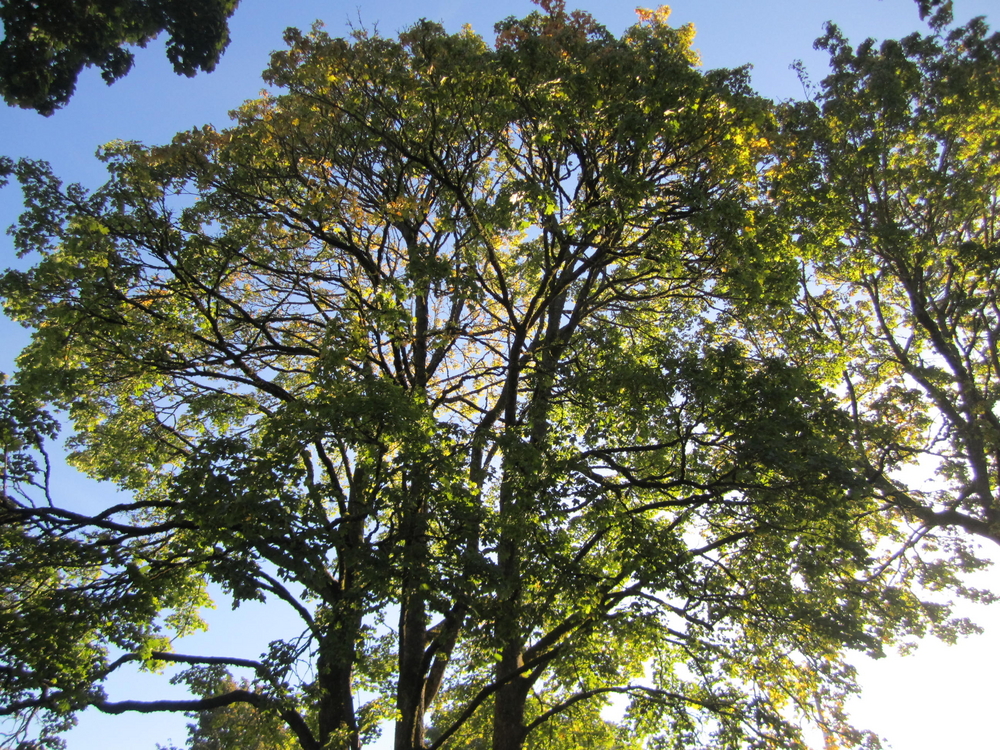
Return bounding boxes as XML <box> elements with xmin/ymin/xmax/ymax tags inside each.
<box><xmin>0</xmin><ymin>0</ymin><xmax>240</xmax><ymax>114</ymax></box>
<box><xmin>763</xmin><ymin>11</ymin><xmax>1000</xmax><ymax>548</ymax></box>
<box><xmin>0</xmin><ymin>2</ymin><xmax>996</xmax><ymax>750</ymax></box>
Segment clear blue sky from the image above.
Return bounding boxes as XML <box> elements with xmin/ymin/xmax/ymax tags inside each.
<box><xmin>1</xmin><ymin>1</ymin><xmax>997</xmax><ymax>748</ymax></box>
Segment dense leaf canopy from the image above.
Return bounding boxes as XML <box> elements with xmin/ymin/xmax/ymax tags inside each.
<box><xmin>0</xmin><ymin>3</ymin><xmax>995</xmax><ymax>750</ymax></box>
<box><xmin>0</xmin><ymin>0</ymin><xmax>240</xmax><ymax>114</ymax></box>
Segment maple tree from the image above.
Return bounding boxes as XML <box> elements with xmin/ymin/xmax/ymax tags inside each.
<box><xmin>0</xmin><ymin>3</ymin><xmax>992</xmax><ymax>750</ymax></box>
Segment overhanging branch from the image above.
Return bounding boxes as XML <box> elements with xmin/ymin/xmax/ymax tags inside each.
<box><xmin>95</xmin><ymin>689</ymin><xmax>264</xmax><ymax>714</ymax></box>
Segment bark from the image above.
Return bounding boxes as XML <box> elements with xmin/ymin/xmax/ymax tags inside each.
<box><xmin>394</xmin><ymin>469</ymin><xmax>431</xmax><ymax>749</ymax></box>
<box><xmin>492</xmin><ymin>648</ymin><xmax>531</xmax><ymax>750</ymax></box>
<box><xmin>316</xmin><ymin>634</ymin><xmax>361</xmax><ymax>750</ymax></box>
<box><xmin>395</xmin><ymin>557</ymin><xmax>428</xmax><ymax>750</ymax></box>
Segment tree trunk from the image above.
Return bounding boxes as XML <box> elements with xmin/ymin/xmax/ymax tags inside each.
<box><xmin>316</xmin><ymin>636</ymin><xmax>361</xmax><ymax>750</ymax></box>
<box><xmin>395</xmin><ymin>469</ymin><xmax>430</xmax><ymax>750</ymax></box>
<box><xmin>395</xmin><ymin>579</ymin><xmax>428</xmax><ymax>750</ymax></box>
<box><xmin>492</xmin><ymin>648</ymin><xmax>531</xmax><ymax>750</ymax></box>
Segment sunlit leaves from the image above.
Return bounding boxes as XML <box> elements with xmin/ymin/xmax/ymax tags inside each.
<box><xmin>764</xmin><ymin>12</ymin><xmax>1000</xmax><ymax>560</ymax></box>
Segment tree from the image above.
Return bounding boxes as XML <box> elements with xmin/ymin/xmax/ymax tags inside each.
<box><xmin>157</xmin><ymin>667</ymin><xmax>298</xmax><ymax>750</ymax></box>
<box><xmin>0</xmin><ymin>0</ymin><xmax>240</xmax><ymax>114</ymax></box>
<box><xmin>763</xmin><ymin>12</ymin><xmax>1000</xmax><ymax>554</ymax></box>
<box><xmin>0</xmin><ymin>3</ymin><xmax>976</xmax><ymax>749</ymax></box>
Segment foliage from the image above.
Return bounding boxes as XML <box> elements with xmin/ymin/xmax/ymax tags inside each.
<box><xmin>0</xmin><ymin>0</ymin><xmax>240</xmax><ymax>114</ymax></box>
<box><xmin>915</xmin><ymin>0</ymin><xmax>954</xmax><ymax>29</ymax></box>
<box><xmin>157</xmin><ymin>667</ymin><xmax>298</xmax><ymax>750</ymax></box>
<box><xmin>0</xmin><ymin>3</ymin><xmax>991</xmax><ymax>750</ymax></box>
<box><xmin>763</xmin><ymin>11</ymin><xmax>1000</xmax><ymax>558</ymax></box>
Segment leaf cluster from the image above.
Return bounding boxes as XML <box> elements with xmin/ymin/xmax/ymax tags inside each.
<box><xmin>0</xmin><ymin>0</ymin><xmax>240</xmax><ymax>114</ymax></box>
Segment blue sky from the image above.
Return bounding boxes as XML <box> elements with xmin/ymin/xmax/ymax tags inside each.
<box><xmin>1</xmin><ymin>1</ymin><xmax>998</xmax><ymax>748</ymax></box>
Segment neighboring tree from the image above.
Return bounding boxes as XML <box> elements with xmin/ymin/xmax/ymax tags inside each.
<box><xmin>157</xmin><ymin>667</ymin><xmax>298</xmax><ymax>750</ymax></box>
<box><xmin>0</xmin><ymin>0</ymin><xmax>240</xmax><ymax>114</ymax></box>
<box><xmin>762</xmin><ymin>14</ymin><xmax>1000</xmax><ymax>552</ymax></box>
<box><xmin>0</xmin><ymin>3</ymin><xmax>979</xmax><ymax>750</ymax></box>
